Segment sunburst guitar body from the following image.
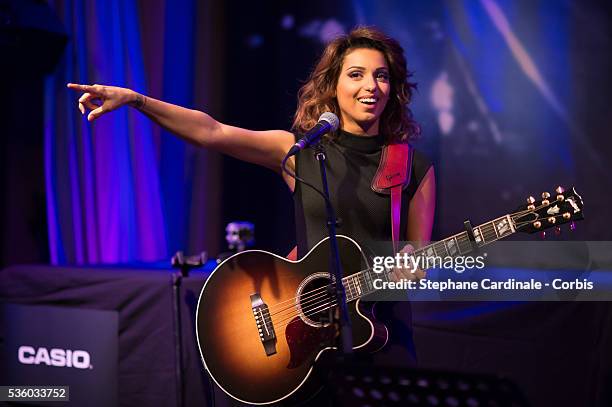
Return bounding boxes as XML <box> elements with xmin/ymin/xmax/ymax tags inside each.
<box><xmin>196</xmin><ymin>235</ymin><xmax>386</xmax><ymax>405</ymax></box>
<box><xmin>196</xmin><ymin>186</ymin><xmax>584</xmax><ymax>405</ymax></box>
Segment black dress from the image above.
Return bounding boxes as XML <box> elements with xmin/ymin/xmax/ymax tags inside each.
<box><xmin>292</xmin><ymin>129</ymin><xmax>433</xmax><ymax>368</ymax></box>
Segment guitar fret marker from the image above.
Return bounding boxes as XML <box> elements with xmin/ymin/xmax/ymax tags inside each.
<box><xmin>353</xmin><ymin>276</ymin><xmax>362</xmax><ymax>295</ymax></box>
<box><xmin>490</xmin><ymin>222</ymin><xmax>500</xmax><ymax>239</ymax></box>
<box><xmin>474</xmin><ymin>227</ymin><xmax>483</xmax><ymax>244</ymax></box>
<box><xmin>496</xmin><ymin>218</ymin><xmax>510</xmax><ymax>237</ymax></box>
<box><xmin>505</xmin><ymin>214</ymin><xmax>516</xmax><ymax>233</ymax></box>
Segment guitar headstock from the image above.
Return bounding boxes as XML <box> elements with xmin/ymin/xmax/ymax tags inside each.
<box><xmin>511</xmin><ymin>186</ymin><xmax>584</xmax><ymax>235</ymax></box>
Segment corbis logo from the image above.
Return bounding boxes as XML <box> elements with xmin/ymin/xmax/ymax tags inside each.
<box><xmin>17</xmin><ymin>345</ymin><xmax>92</xmax><ymax>369</ymax></box>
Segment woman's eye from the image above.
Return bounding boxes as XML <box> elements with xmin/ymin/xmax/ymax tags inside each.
<box><xmin>349</xmin><ymin>71</ymin><xmax>363</xmax><ymax>79</ymax></box>
<box><xmin>377</xmin><ymin>72</ymin><xmax>389</xmax><ymax>81</ymax></box>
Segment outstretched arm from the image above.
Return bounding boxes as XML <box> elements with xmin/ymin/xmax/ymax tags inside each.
<box><xmin>66</xmin><ymin>83</ymin><xmax>295</xmax><ymax>172</ymax></box>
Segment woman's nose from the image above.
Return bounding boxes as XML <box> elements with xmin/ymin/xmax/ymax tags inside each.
<box><xmin>364</xmin><ymin>77</ymin><xmax>377</xmax><ymax>92</ymax></box>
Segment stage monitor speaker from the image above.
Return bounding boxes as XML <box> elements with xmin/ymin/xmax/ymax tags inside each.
<box><xmin>0</xmin><ymin>303</ymin><xmax>119</xmax><ymax>406</ymax></box>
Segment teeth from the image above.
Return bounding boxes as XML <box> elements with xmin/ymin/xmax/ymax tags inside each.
<box><xmin>358</xmin><ymin>98</ymin><xmax>377</xmax><ymax>103</ymax></box>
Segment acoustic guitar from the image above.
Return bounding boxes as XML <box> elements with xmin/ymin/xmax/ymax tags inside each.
<box><xmin>195</xmin><ymin>187</ymin><xmax>584</xmax><ymax>405</ymax></box>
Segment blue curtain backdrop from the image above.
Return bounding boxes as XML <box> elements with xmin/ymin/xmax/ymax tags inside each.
<box><xmin>44</xmin><ymin>0</ymin><xmax>611</xmax><ymax>264</ymax></box>
<box><xmin>44</xmin><ymin>0</ymin><xmax>222</xmax><ymax>264</ymax></box>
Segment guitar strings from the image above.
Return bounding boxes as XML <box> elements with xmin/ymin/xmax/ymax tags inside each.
<box><xmin>264</xmin><ymin>205</ymin><xmax>554</xmax><ymax>325</ymax></box>
<box><xmin>273</xmin><ymin>277</ymin><xmax>427</xmax><ymax>331</ymax></box>
<box><xmin>264</xmin><ymin>215</ymin><xmax>530</xmax><ymax>327</ymax></box>
<box><xmin>265</xmin><ymin>265</ymin><xmax>381</xmax><ymax>325</ymax></box>
<box><xmin>281</xmin><ymin>227</ymin><xmax>574</xmax><ymax>330</ymax></box>
<box><xmin>271</xmin><ymin>227</ymin><xmax>573</xmax><ymax>330</ymax></box>
<box><xmin>263</xmin><ymin>198</ymin><xmax>571</xmax><ymax>327</ymax></box>
<box><xmin>270</xmin><ymin>280</ymin><xmax>355</xmax><ymax>317</ymax></box>
<box><xmin>266</xmin><ymin>269</ymin><xmax>370</xmax><ymax>322</ymax></box>
<box><xmin>265</xmin><ymin>267</ymin><xmax>369</xmax><ymax>313</ymax></box>
<box><xmin>268</xmin><ymin>258</ymin><xmax>403</xmax><ymax>324</ymax></box>
<box><xmin>265</xmin><ymin>210</ymin><xmax>572</xmax><ymax>330</ymax></box>
<box><xmin>266</xmin><ymin>205</ymin><xmax>535</xmax><ymax>317</ymax></box>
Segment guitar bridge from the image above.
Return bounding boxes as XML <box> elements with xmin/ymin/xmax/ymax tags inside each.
<box><xmin>250</xmin><ymin>293</ymin><xmax>277</xmax><ymax>356</ymax></box>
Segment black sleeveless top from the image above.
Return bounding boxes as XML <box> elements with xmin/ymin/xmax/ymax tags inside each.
<box><xmin>293</xmin><ymin>129</ymin><xmax>432</xmax><ymax>257</ymax></box>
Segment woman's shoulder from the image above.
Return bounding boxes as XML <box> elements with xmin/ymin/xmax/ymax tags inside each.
<box><xmin>409</xmin><ymin>146</ymin><xmax>433</xmax><ymax>188</ymax></box>
<box><xmin>411</xmin><ymin>147</ymin><xmax>433</xmax><ymax>170</ymax></box>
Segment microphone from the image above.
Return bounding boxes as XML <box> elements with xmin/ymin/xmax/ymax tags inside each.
<box><xmin>286</xmin><ymin>112</ymin><xmax>339</xmax><ymax>157</ymax></box>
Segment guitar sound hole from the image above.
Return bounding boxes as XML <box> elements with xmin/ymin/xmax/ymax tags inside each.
<box><xmin>296</xmin><ymin>273</ymin><xmax>336</xmax><ymax>327</ymax></box>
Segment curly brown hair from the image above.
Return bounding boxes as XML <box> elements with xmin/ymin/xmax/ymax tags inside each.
<box><xmin>292</xmin><ymin>26</ymin><xmax>420</xmax><ymax>143</ymax></box>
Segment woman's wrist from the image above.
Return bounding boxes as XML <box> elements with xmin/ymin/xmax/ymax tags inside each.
<box><xmin>128</xmin><ymin>90</ymin><xmax>147</xmax><ymax>110</ymax></box>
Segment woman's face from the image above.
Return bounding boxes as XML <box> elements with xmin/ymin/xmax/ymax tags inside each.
<box><xmin>335</xmin><ymin>47</ymin><xmax>391</xmax><ymax>136</ymax></box>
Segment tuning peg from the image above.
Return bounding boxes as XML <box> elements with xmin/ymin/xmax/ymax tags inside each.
<box><xmin>563</xmin><ymin>212</ymin><xmax>571</xmax><ymax>220</ymax></box>
<box><xmin>542</xmin><ymin>192</ymin><xmax>550</xmax><ymax>199</ymax></box>
<box><xmin>540</xmin><ymin>231</ymin><xmax>547</xmax><ymax>239</ymax></box>
<box><xmin>570</xmin><ymin>221</ymin><xmax>576</xmax><ymax>231</ymax></box>
<box><xmin>527</xmin><ymin>204</ymin><xmax>536</xmax><ymax>211</ymax></box>
<box><xmin>555</xmin><ymin>226</ymin><xmax>562</xmax><ymax>236</ymax></box>
<box><xmin>547</xmin><ymin>216</ymin><xmax>557</xmax><ymax>224</ymax></box>
<box><xmin>555</xmin><ymin>186</ymin><xmax>565</xmax><ymax>201</ymax></box>
<box><xmin>542</xmin><ymin>199</ymin><xmax>550</xmax><ymax>206</ymax></box>
<box><xmin>527</xmin><ymin>196</ymin><xmax>536</xmax><ymax>204</ymax></box>
<box><xmin>533</xmin><ymin>221</ymin><xmax>542</xmax><ymax>229</ymax></box>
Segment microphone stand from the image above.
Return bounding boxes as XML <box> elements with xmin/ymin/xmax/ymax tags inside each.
<box><xmin>312</xmin><ymin>142</ymin><xmax>353</xmax><ymax>356</ymax></box>
<box><xmin>170</xmin><ymin>251</ymin><xmax>208</xmax><ymax>407</ymax></box>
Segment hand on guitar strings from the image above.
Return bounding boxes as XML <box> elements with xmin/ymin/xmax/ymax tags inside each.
<box><xmin>388</xmin><ymin>243</ymin><xmax>427</xmax><ymax>283</ymax></box>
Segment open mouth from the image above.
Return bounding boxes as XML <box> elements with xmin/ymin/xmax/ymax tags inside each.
<box><xmin>357</xmin><ymin>97</ymin><xmax>378</xmax><ymax>106</ymax></box>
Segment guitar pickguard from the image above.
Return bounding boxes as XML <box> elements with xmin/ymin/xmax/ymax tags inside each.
<box><xmin>285</xmin><ymin>316</ymin><xmax>336</xmax><ymax>369</ymax></box>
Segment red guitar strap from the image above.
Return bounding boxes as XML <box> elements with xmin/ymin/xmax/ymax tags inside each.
<box><xmin>371</xmin><ymin>143</ymin><xmax>413</xmax><ymax>254</ymax></box>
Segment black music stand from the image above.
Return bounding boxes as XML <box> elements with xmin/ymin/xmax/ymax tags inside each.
<box><xmin>325</xmin><ymin>359</ymin><xmax>530</xmax><ymax>407</ymax></box>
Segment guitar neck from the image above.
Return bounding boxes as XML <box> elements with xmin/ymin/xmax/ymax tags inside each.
<box><xmin>342</xmin><ymin>214</ymin><xmax>517</xmax><ymax>301</ymax></box>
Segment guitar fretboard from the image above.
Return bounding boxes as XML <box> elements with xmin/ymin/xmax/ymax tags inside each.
<box><xmin>340</xmin><ymin>215</ymin><xmax>516</xmax><ymax>302</ymax></box>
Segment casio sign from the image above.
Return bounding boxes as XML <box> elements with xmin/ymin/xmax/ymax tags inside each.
<box><xmin>18</xmin><ymin>346</ymin><xmax>92</xmax><ymax>369</ymax></box>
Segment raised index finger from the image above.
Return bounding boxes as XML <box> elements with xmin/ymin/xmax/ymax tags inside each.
<box><xmin>66</xmin><ymin>83</ymin><xmax>92</xmax><ymax>92</ymax></box>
